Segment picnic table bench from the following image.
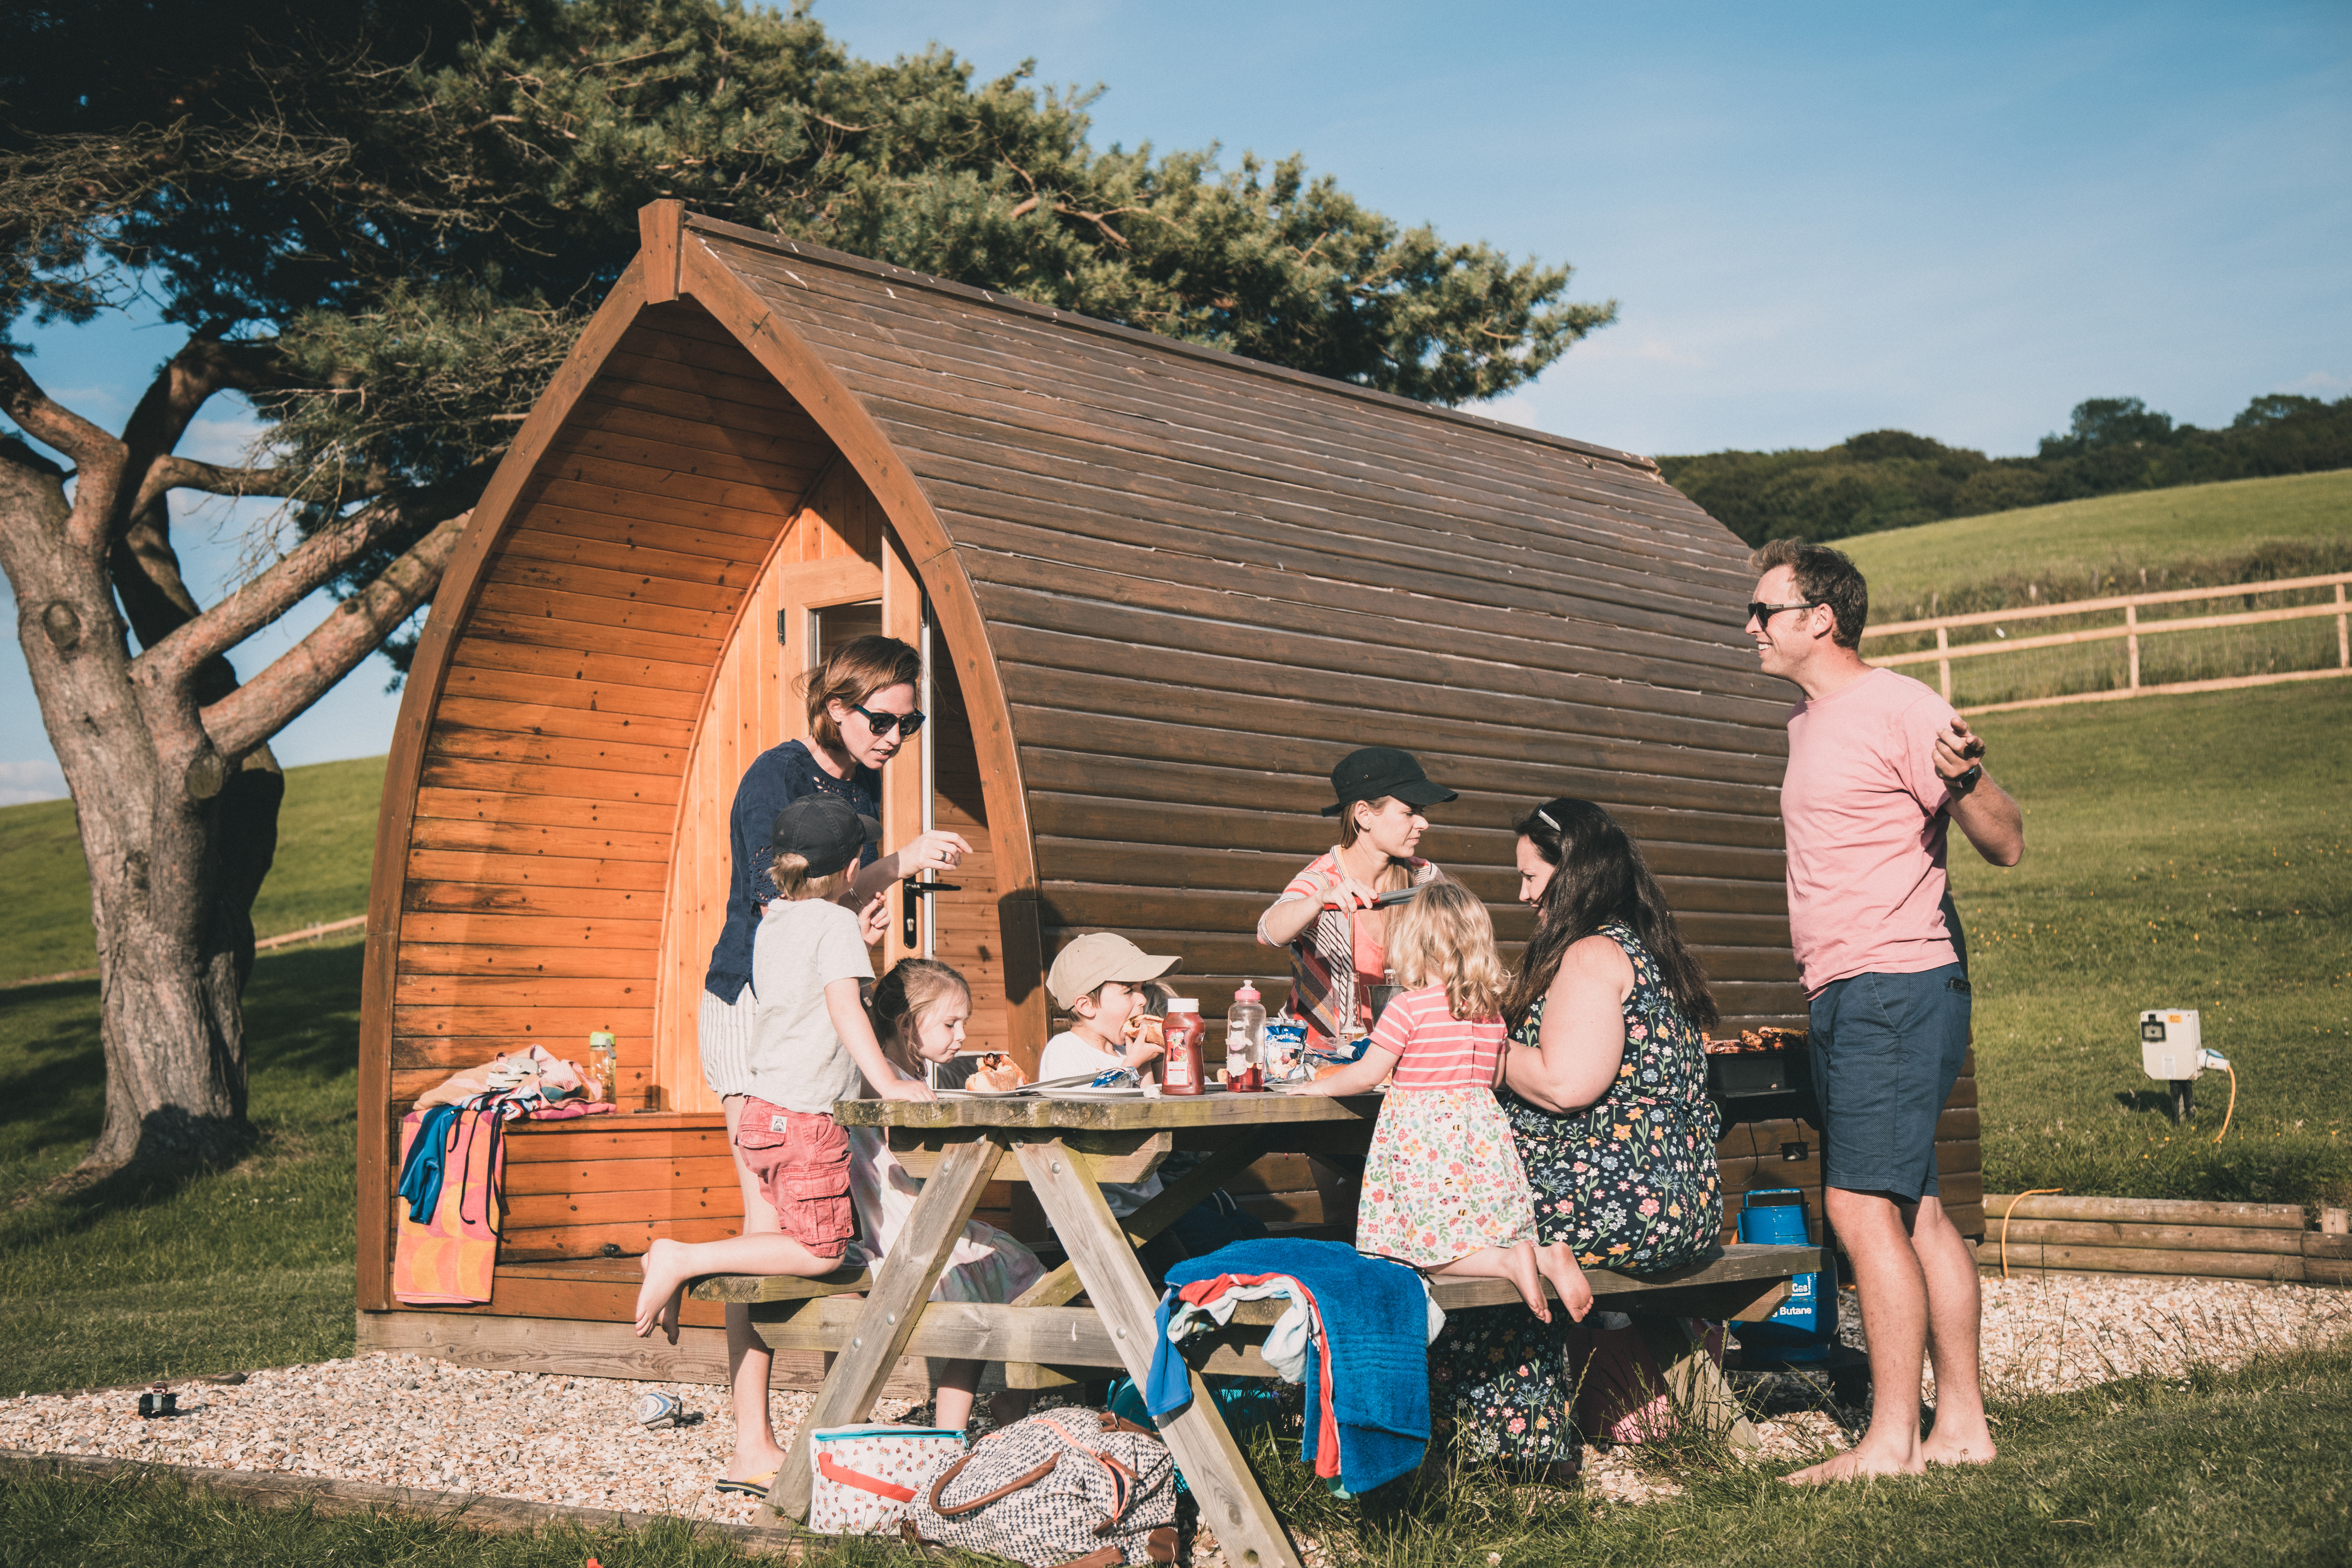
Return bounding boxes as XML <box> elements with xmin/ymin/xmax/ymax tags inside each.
<box><xmin>689</xmin><ymin>1089</ymin><xmax>1818</xmax><ymax>1568</ymax></box>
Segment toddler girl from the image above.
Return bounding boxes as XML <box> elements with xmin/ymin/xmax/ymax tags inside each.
<box><xmin>1299</xmin><ymin>881</ymin><xmax>1578</xmax><ymax>1320</ymax></box>
<box><xmin>862</xmin><ymin>958</ymin><xmax>1045</xmax><ymax>1430</ymax></box>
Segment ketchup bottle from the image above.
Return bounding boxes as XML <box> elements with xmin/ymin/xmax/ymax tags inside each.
<box><xmin>1160</xmin><ymin>999</ymin><xmax>1205</xmax><ymax>1095</ymax></box>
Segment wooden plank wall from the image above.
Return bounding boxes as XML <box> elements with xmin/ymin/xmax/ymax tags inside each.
<box><xmin>926</xmin><ymin>655</ymin><xmax>1014</xmax><ymax>1067</ymax></box>
<box><xmin>697</xmin><ymin>225</ymin><xmax>1807</xmax><ymax>1040</ymax></box>
<box><xmin>648</xmin><ymin>458</ymin><xmax>889</xmax><ymax>1114</ymax></box>
<box><xmin>390</xmin><ymin>302</ymin><xmax>836</xmax><ymax>1115</ymax></box>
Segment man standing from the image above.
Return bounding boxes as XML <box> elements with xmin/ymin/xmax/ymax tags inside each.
<box><xmin>1745</xmin><ymin>539</ymin><xmax>2025</xmax><ymax>1482</ymax></box>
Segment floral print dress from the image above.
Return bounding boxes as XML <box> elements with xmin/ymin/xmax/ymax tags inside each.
<box><xmin>1429</xmin><ymin>919</ymin><xmax>1723</xmax><ymax>1465</ymax></box>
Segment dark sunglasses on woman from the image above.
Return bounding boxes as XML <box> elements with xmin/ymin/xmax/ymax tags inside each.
<box><xmin>850</xmin><ymin>701</ymin><xmax>926</xmax><ymax>738</ymax></box>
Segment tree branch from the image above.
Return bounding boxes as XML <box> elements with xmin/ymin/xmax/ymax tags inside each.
<box><xmin>130</xmin><ymin>456</ymin><xmax>310</xmax><ymax>519</ymax></box>
<box><xmin>139</xmin><ymin>461</ymin><xmax>491</xmax><ymax>689</ymax></box>
<box><xmin>198</xmin><ymin>510</ymin><xmax>470</xmax><ymax>761</ymax></box>
<box><xmin>0</xmin><ymin>352</ymin><xmax>127</xmax><ymax>540</ymax></box>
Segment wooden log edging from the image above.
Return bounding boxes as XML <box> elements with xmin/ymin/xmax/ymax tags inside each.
<box><xmin>0</xmin><ymin>1447</ymin><xmax>807</xmax><ymax>1557</ymax></box>
<box><xmin>1979</xmin><ymin>1193</ymin><xmax>2351</xmax><ymax>1286</ymax></box>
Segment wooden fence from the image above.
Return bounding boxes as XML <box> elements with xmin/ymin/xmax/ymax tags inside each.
<box><xmin>1863</xmin><ymin>571</ymin><xmax>2352</xmax><ymax>715</ymax></box>
<box><xmin>1978</xmin><ymin>1192</ymin><xmax>2352</xmax><ymax>1286</ymax></box>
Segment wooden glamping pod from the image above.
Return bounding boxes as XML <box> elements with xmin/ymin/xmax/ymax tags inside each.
<box><xmin>356</xmin><ymin>202</ymin><xmax>1981</xmax><ymax>1378</ymax></box>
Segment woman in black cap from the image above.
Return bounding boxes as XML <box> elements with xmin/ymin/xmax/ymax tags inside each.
<box><xmin>1255</xmin><ymin>746</ymin><xmax>1456</xmax><ymax>1054</ymax></box>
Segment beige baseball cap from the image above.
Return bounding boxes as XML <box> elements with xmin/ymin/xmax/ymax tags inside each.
<box><xmin>1046</xmin><ymin>932</ymin><xmax>1182</xmax><ymax>1009</ymax></box>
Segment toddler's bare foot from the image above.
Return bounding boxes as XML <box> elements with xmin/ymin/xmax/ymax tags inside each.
<box><xmin>634</xmin><ymin>1237</ymin><xmax>691</xmax><ymax>1341</ymax></box>
<box><xmin>1536</xmin><ymin>1244</ymin><xmax>1593</xmax><ymax>1323</ymax></box>
<box><xmin>1502</xmin><ymin>1243</ymin><xmax>1551</xmax><ymax>1323</ymax></box>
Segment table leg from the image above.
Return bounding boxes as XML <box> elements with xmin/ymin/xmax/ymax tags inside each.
<box><xmin>1011</xmin><ymin>1133</ymin><xmax>1274</xmax><ymax>1311</ymax></box>
<box><xmin>1631</xmin><ymin>1315</ymin><xmax>1761</xmax><ymax>1452</ymax></box>
<box><xmin>768</xmin><ymin>1135</ymin><xmax>999</xmax><ymax>1521</ymax></box>
<box><xmin>1018</xmin><ymin>1139</ymin><xmax>1305</xmax><ymax>1568</ymax></box>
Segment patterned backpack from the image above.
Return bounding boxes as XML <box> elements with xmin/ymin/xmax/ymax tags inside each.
<box><xmin>899</xmin><ymin>1410</ymin><xmax>1179</xmax><ymax>1568</ymax></box>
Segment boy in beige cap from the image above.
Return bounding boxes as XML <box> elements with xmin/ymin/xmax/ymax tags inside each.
<box><xmin>1039</xmin><ymin>932</ymin><xmax>1182</xmax><ymax>1217</ymax></box>
<box><xmin>1039</xmin><ymin>932</ymin><xmax>1184</xmax><ymax>1083</ymax></box>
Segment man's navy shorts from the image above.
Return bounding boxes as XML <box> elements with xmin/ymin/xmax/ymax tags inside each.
<box><xmin>1807</xmin><ymin>964</ymin><xmax>1971</xmax><ymax>1200</ymax></box>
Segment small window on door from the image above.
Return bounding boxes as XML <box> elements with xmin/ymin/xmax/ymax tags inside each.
<box><xmin>812</xmin><ymin>600</ymin><xmax>883</xmax><ymax>667</ymax></box>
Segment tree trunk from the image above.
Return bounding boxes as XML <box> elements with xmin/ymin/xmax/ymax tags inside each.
<box><xmin>2</xmin><ymin>448</ymin><xmax>274</xmax><ymax>1179</ymax></box>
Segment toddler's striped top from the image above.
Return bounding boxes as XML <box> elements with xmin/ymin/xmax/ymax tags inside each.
<box><xmin>1370</xmin><ymin>982</ymin><xmax>1507</xmax><ymax>1091</ymax></box>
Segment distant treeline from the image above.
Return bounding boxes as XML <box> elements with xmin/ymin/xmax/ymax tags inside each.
<box><xmin>1657</xmin><ymin>393</ymin><xmax>2352</xmax><ymax>545</ymax></box>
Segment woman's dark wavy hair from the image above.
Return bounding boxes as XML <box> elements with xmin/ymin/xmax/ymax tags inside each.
<box><xmin>1499</xmin><ymin>797</ymin><xmax>1719</xmax><ymax>1032</ymax></box>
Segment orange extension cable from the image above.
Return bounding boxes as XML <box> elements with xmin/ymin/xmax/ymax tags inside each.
<box><xmin>2001</xmin><ymin>1188</ymin><xmax>2065</xmax><ymax>1279</ymax></box>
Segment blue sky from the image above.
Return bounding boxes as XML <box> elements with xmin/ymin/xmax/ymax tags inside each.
<box><xmin>3</xmin><ymin>0</ymin><xmax>2346</xmax><ymax>801</ymax></box>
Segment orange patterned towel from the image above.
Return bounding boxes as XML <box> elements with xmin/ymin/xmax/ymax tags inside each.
<box><xmin>393</xmin><ymin>1107</ymin><xmax>506</xmax><ymax>1305</ymax></box>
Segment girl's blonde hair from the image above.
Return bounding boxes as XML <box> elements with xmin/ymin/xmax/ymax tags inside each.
<box><xmin>870</xmin><ymin>958</ymin><xmax>971</xmax><ymax>1077</ymax></box>
<box><xmin>769</xmin><ymin>852</ymin><xmax>850</xmax><ymax>904</ymax></box>
<box><xmin>1383</xmin><ymin>881</ymin><xmax>1505</xmax><ymax>1021</ymax></box>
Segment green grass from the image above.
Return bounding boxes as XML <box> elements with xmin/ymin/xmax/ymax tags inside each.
<box><xmin>5</xmin><ymin>1342</ymin><xmax>2349</xmax><ymax>1566</ymax></box>
<box><xmin>1956</xmin><ymin>680</ymin><xmax>2352</xmax><ymax>1208</ymax></box>
<box><xmin>1842</xmin><ymin>467</ymin><xmax>2352</xmax><ymax>615</ymax></box>
<box><xmin>0</xmin><ymin>755</ymin><xmax>385</xmax><ymax>986</ymax></box>
<box><xmin>0</xmin><ymin>937</ymin><xmax>362</xmax><ymax>1394</ymax></box>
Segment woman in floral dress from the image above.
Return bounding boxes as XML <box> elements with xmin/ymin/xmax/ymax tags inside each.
<box><xmin>1428</xmin><ymin>797</ymin><xmax>1723</xmax><ymax>1475</ymax></box>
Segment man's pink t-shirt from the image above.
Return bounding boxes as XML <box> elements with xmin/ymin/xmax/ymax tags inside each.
<box><xmin>1782</xmin><ymin>666</ymin><xmax>1959</xmax><ymax>996</ymax></box>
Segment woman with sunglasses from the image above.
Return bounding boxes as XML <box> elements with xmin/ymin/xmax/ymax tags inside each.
<box><xmin>697</xmin><ymin>633</ymin><xmax>968</xmax><ymax>1486</ymax></box>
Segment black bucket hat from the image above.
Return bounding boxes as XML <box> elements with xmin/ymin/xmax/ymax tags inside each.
<box><xmin>1319</xmin><ymin>746</ymin><xmax>1458</xmax><ymax>817</ymax></box>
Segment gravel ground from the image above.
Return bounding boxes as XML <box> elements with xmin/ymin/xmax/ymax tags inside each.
<box><xmin>3</xmin><ymin>1273</ymin><xmax>2345</xmax><ymax>1528</ymax></box>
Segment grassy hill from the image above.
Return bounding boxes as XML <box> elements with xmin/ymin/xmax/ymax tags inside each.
<box><xmin>0</xmin><ymin>755</ymin><xmax>386</xmax><ymax>986</ymax></box>
<box><xmin>1840</xmin><ymin>468</ymin><xmax>2352</xmax><ymax>620</ymax></box>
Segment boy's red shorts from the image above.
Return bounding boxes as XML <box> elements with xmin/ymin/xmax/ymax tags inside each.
<box><xmin>732</xmin><ymin>1096</ymin><xmax>853</xmax><ymax>1258</ymax></box>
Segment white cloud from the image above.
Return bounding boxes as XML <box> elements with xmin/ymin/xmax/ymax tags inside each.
<box><xmin>0</xmin><ymin>758</ymin><xmax>68</xmax><ymax>807</ymax></box>
<box><xmin>2282</xmin><ymin>370</ymin><xmax>2349</xmax><ymax>396</ymax></box>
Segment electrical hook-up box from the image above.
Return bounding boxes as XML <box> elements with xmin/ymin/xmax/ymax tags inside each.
<box><xmin>2141</xmin><ymin>1009</ymin><xmax>2224</xmax><ymax>1123</ymax></box>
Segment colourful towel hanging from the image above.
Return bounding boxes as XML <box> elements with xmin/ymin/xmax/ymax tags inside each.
<box><xmin>392</xmin><ymin>1103</ymin><xmax>507</xmax><ymax>1305</ymax></box>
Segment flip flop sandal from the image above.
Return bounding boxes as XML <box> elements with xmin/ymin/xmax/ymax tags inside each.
<box><xmin>713</xmin><ymin>1469</ymin><xmax>778</xmax><ymax>1499</ymax></box>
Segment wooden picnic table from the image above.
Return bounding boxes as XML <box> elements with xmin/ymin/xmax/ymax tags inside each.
<box><xmin>691</xmin><ymin>1087</ymin><xmax>1817</xmax><ymax>1568</ymax></box>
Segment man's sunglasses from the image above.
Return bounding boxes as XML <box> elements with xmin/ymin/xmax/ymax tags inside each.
<box><xmin>849</xmin><ymin>701</ymin><xmax>926</xmax><ymax>738</ymax></box>
<box><xmin>1746</xmin><ymin>600</ymin><xmax>1821</xmax><ymax>625</ymax></box>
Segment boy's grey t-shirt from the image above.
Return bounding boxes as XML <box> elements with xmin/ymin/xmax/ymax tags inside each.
<box><xmin>747</xmin><ymin>898</ymin><xmax>875</xmax><ymax>1114</ymax></box>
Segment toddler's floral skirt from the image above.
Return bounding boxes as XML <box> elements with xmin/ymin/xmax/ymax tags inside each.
<box><xmin>1356</xmin><ymin>1086</ymin><xmax>1538</xmax><ymax>1267</ymax></box>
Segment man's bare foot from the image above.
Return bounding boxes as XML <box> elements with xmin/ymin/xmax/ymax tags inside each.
<box><xmin>1782</xmin><ymin>1444</ymin><xmax>1926</xmax><ymax>1485</ymax></box>
<box><xmin>1920</xmin><ymin>1430</ymin><xmax>1997</xmax><ymax>1466</ymax></box>
<box><xmin>1536</xmin><ymin>1244</ymin><xmax>1593</xmax><ymax>1322</ymax></box>
<box><xmin>1501</xmin><ymin>1243</ymin><xmax>1551</xmax><ymax>1323</ymax></box>
<box><xmin>634</xmin><ymin>1237</ymin><xmax>691</xmax><ymax>1340</ymax></box>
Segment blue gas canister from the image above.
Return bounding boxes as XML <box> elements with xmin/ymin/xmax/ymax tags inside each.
<box><xmin>1729</xmin><ymin>1187</ymin><xmax>1838</xmax><ymax>1362</ymax></box>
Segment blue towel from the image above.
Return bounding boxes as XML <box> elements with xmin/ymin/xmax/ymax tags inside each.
<box><xmin>396</xmin><ymin>1105</ymin><xmax>460</xmax><ymax>1223</ymax></box>
<box><xmin>1159</xmin><ymin>1239</ymin><xmax>1431</xmax><ymax>1493</ymax></box>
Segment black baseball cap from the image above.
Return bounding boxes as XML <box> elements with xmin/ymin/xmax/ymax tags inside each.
<box><xmin>769</xmin><ymin>796</ymin><xmax>880</xmax><ymax>877</ymax></box>
<box><xmin>1319</xmin><ymin>746</ymin><xmax>1458</xmax><ymax>816</ymax></box>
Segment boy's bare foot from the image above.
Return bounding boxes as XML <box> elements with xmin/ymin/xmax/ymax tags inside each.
<box><xmin>1501</xmin><ymin>1243</ymin><xmax>1551</xmax><ymax>1324</ymax></box>
<box><xmin>723</xmin><ymin>1441</ymin><xmax>790</xmax><ymax>1487</ymax></box>
<box><xmin>634</xmin><ymin>1237</ymin><xmax>691</xmax><ymax>1341</ymax></box>
<box><xmin>1782</xmin><ymin>1443</ymin><xmax>1926</xmax><ymax>1485</ymax></box>
<box><xmin>1535</xmin><ymin>1244</ymin><xmax>1593</xmax><ymax>1323</ymax></box>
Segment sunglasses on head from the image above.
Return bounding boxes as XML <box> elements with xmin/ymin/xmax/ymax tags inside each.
<box><xmin>1746</xmin><ymin>599</ymin><xmax>1822</xmax><ymax>625</ymax></box>
<box><xmin>848</xmin><ymin>700</ymin><xmax>926</xmax><ymax>738</ymax></box>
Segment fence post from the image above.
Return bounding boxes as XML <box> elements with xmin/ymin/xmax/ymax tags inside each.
<box><xmin>2338</xmin><ymin>583</ymin><xmax>2348</xmax><ymax>670</ymax></box>
<box><xmin>1936</xmin><ymin>624</ymin><xmax>1952</xmax><ymax>702</ymax></box>
<box><xmin>2126</xmin><ymin>602</ymin><xmax>2140</xmax><ymax>690</ymax></box>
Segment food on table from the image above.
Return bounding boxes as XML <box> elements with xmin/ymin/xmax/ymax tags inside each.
<box><xmin>965</xmin><ymin>1053</ymin><xmax>1028</xmax><ymax>1091</ymax></box>
<box><xmin>1699</xmin><ymin>1026</ymin><xmax>1807</xmax><ymax>1056</ymax></box>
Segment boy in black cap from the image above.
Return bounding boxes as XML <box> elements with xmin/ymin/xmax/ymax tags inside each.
<box><xmin>633</xmin><ymin>796</ymin><xmax>932</xmax><ymax>1496</ymax></box>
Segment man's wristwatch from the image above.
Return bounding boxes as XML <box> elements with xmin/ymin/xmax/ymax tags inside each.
<box><xmin>1950</xmin><ymin>762</ymin><xmax>1983</xmax><ymax>796</ymax></box>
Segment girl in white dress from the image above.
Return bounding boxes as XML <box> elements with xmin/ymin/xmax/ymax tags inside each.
<box><xmin>862</xmin><ymin>959</ymin><xmax>1044</xmax><ymax>1429</ymax></box>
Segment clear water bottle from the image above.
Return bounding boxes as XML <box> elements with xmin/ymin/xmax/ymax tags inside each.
<box><xmin>1225</xmin><ymin>981</ymin><xmax>1266</xmax><ymax>1090</ymax></box>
